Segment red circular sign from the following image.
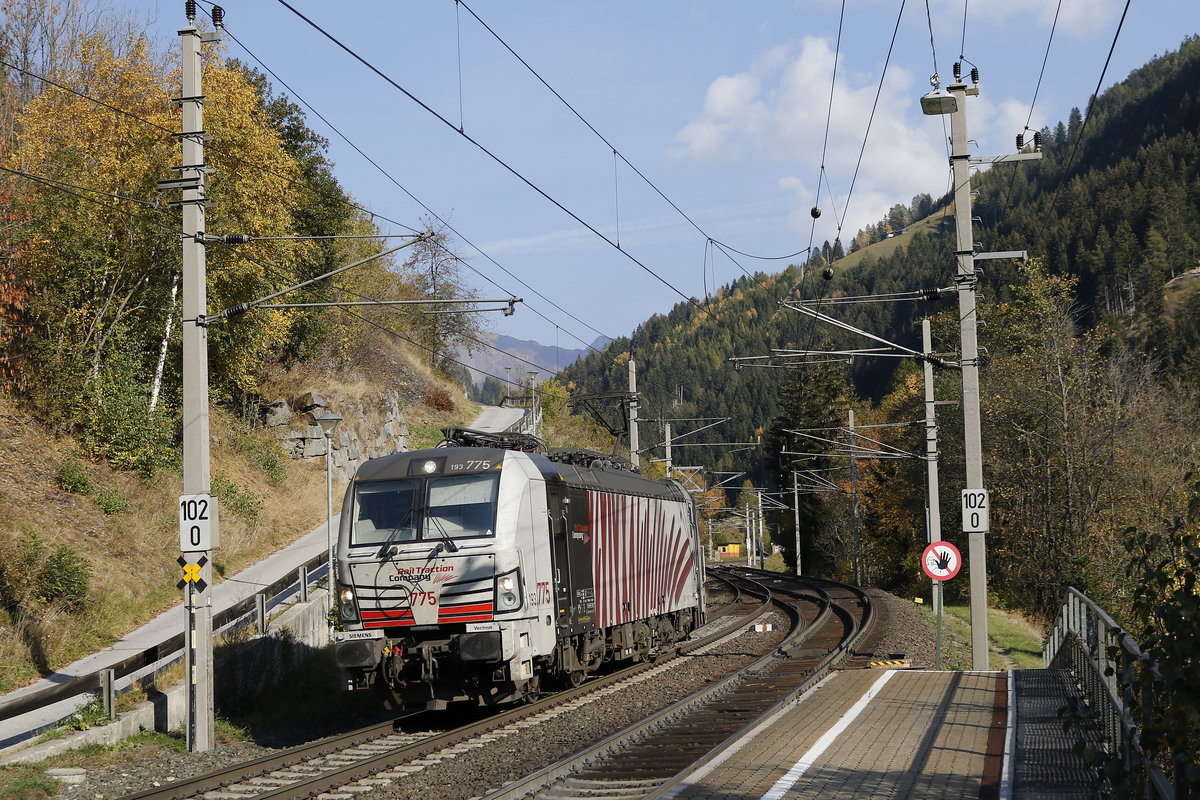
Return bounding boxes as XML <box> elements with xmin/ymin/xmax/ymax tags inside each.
<box><xmin>921</xmin><ymin>541</ymin><xmax>962</xmax><ymax>581</ymax></box>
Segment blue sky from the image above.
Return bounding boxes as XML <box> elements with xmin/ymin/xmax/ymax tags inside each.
<box><xmin>126</xmin><ymin>1</ymin><xmax>1198</xmax><ymax>354</ymax></box>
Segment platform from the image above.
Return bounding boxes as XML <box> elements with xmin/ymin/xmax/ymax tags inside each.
<box><xmin>660</xmin><ymin>669</ymin><xmax>1094</xmax><ymax>799</ymax></box>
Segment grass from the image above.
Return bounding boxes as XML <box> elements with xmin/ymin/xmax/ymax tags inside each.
<box><xmin>938</xmin><ymin>605</ymin><xmax>1045</xmax><ymax>670</ymax></box>
<box><xmin>832</xmin><ymin>209</ymin><xmax>955</xmax><ymax>272</ymax></box>
<box><xmin>0</xmin><ymin>730</ymin><xmax>194</xmax><ymax>800</ymax></box>
<box><xmin>0</xmin><ymin>763</ymin><xmax>58</xmax><ymax>800</ymax></box>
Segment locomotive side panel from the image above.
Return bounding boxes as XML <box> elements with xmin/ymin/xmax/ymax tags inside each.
<box><xmin>590</xmin><ymin>491</ymin><xmax>699</xmax><ymax>628</ymax></box>
<box><xmin>505</xmin><ymin>460</ymin><xmax>558</xmax><ymax>670</ymax></box>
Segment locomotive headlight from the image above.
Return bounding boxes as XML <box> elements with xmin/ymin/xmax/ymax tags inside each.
<box><xmin>494</xmin><ymin>569</ymin><xmax>522</xmax><ymax>612</ymax></box>
<box><xmin>338</xmin><ymin>587</ymin><xmax>359</xmax><ymax>622</ymax></box>
<box><xmin>422</xmin><ymin>459</ymin><xmax>438</xmax><ymax>474</ymax></box>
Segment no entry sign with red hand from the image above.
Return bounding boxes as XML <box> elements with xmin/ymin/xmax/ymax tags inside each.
<box><xmin>921</xmin><ymin>541</ymin><xmax>962</xmax><ymax>581</ymax></box>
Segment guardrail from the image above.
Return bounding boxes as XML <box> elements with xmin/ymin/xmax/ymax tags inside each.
<box><xmin>1044</xmin><ymin>587</ymin><xmax>1173</xmax><ymax>799</ymax></box>
<box><xmin>0</xmin><ymin>551</ymin><xmax>328</xmax><ymax>727</ymax></box>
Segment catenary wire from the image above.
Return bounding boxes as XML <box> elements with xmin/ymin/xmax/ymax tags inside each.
<box><xmin>455</xmin><ymin>0</ymin><xmax>807</xmax><ymax>267</ymax></box>
<box><xmin>262</xmin><ymin>0</ymin><xmax>816</xmax><ymax>420</ymax></box>
<box><xmin>209</xmin><ymin>16</ymin><xmax>619</xmax><ymax>363</ymax></box>
<box><xmin>271</xmin><ymin>0</ymin><xmax>699</xmax><ymax>309</ymax></box>
<box><xmin>997</xmin><ymin>0</ymin><xmax>1062</xmax><ymax>219</ymax></box>
<box><xmin>2</xmin><ymin>124</ymin><xmax>554</xmax><ymax>391</ymax></box>
<box><xmin>8</xmin><ymin>48</ymin><xmax>606</xmax><ymax>414</ymax></box>
<box><xmin>1034</xmin><ymin>0</ymin><xmax>1132</xmax><ymax>242</ymax></box>
<box><xmin>0</xmin><ymin>57</ymin><xmax>422</xmax><ymax>238</ymax></box>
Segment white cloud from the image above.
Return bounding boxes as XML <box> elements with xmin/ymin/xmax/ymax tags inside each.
<box><xmin>670</xmin><ymin>36</ymin><xmax>949</xmax><ymax>239</ymax></box>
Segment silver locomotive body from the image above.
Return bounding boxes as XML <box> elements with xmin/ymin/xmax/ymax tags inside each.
<box><xmin>332</xmin><ymin>443</ymin><xmax>704</xmax><ymax>709</ymax></box>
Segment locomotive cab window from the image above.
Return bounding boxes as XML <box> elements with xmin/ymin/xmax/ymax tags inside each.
<box><xmin>425</xmin><ymin>474</ymin><xmax>498</xmax><ymax>538</ymax></box>
<box><xmin>350</xmin><ymin>474</ymin><xmax>499</xmax><ymax>548</ymax></box>
<box><xmin>352</xmin><ymin>479</ymin><xmax>418</xmax><ymax>546</ymax></box>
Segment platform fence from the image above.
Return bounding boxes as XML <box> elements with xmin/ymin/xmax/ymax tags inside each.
<box><xmin>1044</xmin><ymin>587</ymin><xmax>1175</xmax><ymax>799</ymax></box>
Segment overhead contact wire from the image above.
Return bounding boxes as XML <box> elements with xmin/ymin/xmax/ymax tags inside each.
<box><xmin>455</xmin><ymin>0</ymin><xmax>801</xmax><ymax>279</ymax></box>
<box><xmin>273</xmin><ymin>0</ymin><xmax>697</xmax><ymax>307</ymax></box>
<box><xmin>218</xmin><ymin>21</ymin><xmax>616</xmax><ymax>362</ymax></box>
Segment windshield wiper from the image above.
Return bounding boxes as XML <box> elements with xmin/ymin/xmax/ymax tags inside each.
<box><xmin>375</xmin><ymin>506</ymin><xmax>416</xmax><ymax>560</ymax></box>
<box><xmin>426</xmin><ymin>514</ymin><xmax>459</xmax><ymax>555</ymax></box>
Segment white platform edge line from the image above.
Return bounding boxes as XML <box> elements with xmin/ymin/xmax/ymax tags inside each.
<box><xmin>759</xmin><ymin>668</ymin><xmax>899</xmax><ymax>800</ymax></box>
<box><xmin>999</xmin><ymin>669</ymin><xmax>1017</xmax><ymax>800</ymax></box>
<box><xmin>655</xmin><ymin>672</ymin><xmax>839</xmax><ymax>800</ymax></box>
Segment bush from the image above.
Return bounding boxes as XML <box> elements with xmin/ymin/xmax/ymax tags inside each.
<box><xmin>232</xmin><ymin>428</ymin><xmax>287</xmax><ymax>486</ymax></box>
<box><xmin>212</xmin><ymin>473</ymin><xmax>262</xmax><ymax>524</ymax></box>
<box><xmin>94</xmin><ymin>488</ymin><xmax>129</xmax><ymax>515</ymax></box>
<box><xmin>37</xmin><ymin>543</ymin><xmax>92</xmax><ymax>610</ymax></box>
<box><xmin>424</xmin><ymin>387</ymin><xmax>454</xmax><ymax>412</ymax></box>
<box><xmin>0</xmin><ymin>533</ymin><xmax>91</xmax><ymax>613</ymax></box>
<box><xmin>76</xmin><ymin>349</ymin><xmax>177</xmax><ymax>477</ymax></box>
<box><xmin>57</xmin><ymin>458</ymin><xmax>93</xmax><ymax>495</ymax></box>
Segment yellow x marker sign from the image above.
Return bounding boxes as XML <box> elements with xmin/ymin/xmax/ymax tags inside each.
<box><xmin>182</xmin><ymin>562</ymin><xmax>202</xmax><ymax>583</ymax></box>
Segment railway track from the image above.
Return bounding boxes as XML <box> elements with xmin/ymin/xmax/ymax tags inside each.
<box><xmin>115</xmin><ymin>576</ymin><xmax>770</xmax><ymax>800</ymax></box>
<box><xmin>481</xmin><ymin>568</ymin><xmax>874</xmax><ymax>800</ymax></box>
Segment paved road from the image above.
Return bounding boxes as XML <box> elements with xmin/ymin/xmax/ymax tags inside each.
<box><xmin>470</xmin><ymin>405</ymin><xmax>526</xmax><ymax>432</ymax></box>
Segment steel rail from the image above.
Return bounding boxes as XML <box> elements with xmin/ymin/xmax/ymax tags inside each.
<box><xmin>114</xmin><ymin>583</ymin><xmax>765</xmax><ymax>800</ymax></box>
<box><xmin>476</xmin><ymin>570</ymin><xmax>850</xmax><ymax>800</ymax></box>
<box><xmin>472</xmin><ymin>568</ymin><xmax>878</xmax><ymax>800</ymax></box>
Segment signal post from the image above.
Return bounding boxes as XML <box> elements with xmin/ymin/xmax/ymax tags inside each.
<box><xmin>168</xmin><ymin>2</ymin><xmax>223</xmax><ymax>752</ymax></box>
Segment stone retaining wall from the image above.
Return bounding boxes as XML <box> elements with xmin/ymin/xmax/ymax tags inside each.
<box><xmin>259</xmin><ymin>391</ymin><xmax>409</xmax><ymax>481</ymax></box>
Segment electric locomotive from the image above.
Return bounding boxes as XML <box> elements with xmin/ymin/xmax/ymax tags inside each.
<box><xmin>332</xmin><ymin>428</ymin><xmax>705</xmax><ymax>709</ymax></box>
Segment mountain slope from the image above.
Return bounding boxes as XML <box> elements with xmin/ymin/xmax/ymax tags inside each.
<box><xmin>563</xmin><ymin>35</ymin><xmax>1200</xmax><ymax>477</ymax></box>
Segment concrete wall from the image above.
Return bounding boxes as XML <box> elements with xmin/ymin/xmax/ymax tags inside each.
<box><xmin>0</xmin><ymin>591</ymin><xmax>331</xmax><ymax>766</ymax></box>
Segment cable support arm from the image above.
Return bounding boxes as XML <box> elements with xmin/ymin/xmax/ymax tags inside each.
<box><xmin>637</xmin><ymin>418</ymin><xmax>731</xmax><ymax>453</ymax></box>
<box><xmin>840</xmin><ymin>428</ymin><xmax>921</xmax><ymax>459</ymax></box>
<box><xmin>254</xmin><ymin>297</ymin><xmax>521</xmax><ymax>312</ymax></box>
<box><xmin>215</xmin><ymin>240</ymin><xmax>424</xmax><ymax>322</ymax></box>
<box><xmin>771</xmin><ymin>347</ymin><xmax>896</xmax><ymax>357</ymax></box>
<box><xmin>784</xmin><ymin>286</ymin><xmax>955</xmax><ymax>306</ymax></box>
<box><xmin>780</xmin><ymin>300</ymin><xmax>922</xmax><ymax>357</ymax></box>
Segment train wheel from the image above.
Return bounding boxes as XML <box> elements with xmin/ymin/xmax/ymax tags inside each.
<box><xmin>566</xmin><ymin>669</ymin><xmax>586</xmax><ymax>688</ymax></box>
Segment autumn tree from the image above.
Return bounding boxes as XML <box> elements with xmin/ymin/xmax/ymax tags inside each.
<box><xmin>394</xmin><ymin>220</ymin><xmax>486</xmax><ymax>371</ymax></box>
<box><xmin>6</xmin><ymin>30</ymin><xmax>330</xmax><ymax>470</ymax></box>
<box><xmin>981</xmin><ymin>260</ymin><xmax>1200</xmax><ymax>618</ymax></box>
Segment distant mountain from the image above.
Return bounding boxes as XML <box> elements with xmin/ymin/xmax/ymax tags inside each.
<box><xmin>459</xmin><ymin>334</ymin><xmax>603</xmax><ymax>386</ymax></box>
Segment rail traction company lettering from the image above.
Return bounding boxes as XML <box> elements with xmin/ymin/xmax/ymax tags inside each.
<box><xmin>393</xmin><ymin>564</ymin><xmax>455</xmax><ymax>577</ymax></box>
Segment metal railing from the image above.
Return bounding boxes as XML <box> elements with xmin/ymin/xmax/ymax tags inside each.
<box><xmin>1044</xmin><ymin>587</ymin><xmax>1174</xmax><ymax>799</ymax></box>
<box><xmin>0</xmin><ymin>552</ymin><xmax>328</xmax><ymax>728</ymax></box>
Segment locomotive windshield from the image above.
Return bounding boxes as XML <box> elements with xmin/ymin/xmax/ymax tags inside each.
<box><xmin>350</xmin><ymin>473</ymin><xmax>499</xmax><ymax>547</ymax></box>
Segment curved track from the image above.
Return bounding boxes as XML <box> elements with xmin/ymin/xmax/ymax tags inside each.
<box><xmin>115</xmin><ymin>578</ymin><xmax>768</xmax><ymax>800</ymax></box>
<box><xmin>480</xmin><ymin>568</ymin><xmax>874</xmax><ymax>800</ymax></box>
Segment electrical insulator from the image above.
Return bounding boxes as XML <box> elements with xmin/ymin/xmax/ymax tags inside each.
<box><xmin>222</xmin><ymin>233</ymin><xmax>249</xmax><ymax>244</ymax></box>
<box><xmin>822</xmin><ymin>267</ymin><xmax>834</xmax><ymax>281</ymax></box>
<box><xmin>1016</xmin><ymin>133</ymin><xmax>1024</xmax><ymax>149</ymax></box>
<box><xmin>970</xmin><ymin>67</ymin><xmax>979</xmax><ymax>85</ymax></box>
<box><xmin>953</xmin><ymin>62</ymin><xmax>962</xmax><ymax>81</ymax></box>
<box><xmin>212</xmin><ymin>5</ymin><xmax>224</xmax><ymax>28</ymax></box>
<box><xmin>810</xmin><ymin>206</ymin><xmax>821</xmax><ymax>219</ymax></box>
<box><xmin>1033</xmin><ymin>131</ymin><xmax>1043</xmax><ymax>150</ymax></box>
<box><xmin>185</xmin><ymin>0</ymin><xmax>196</xmax><ymax>21</ymax></box>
